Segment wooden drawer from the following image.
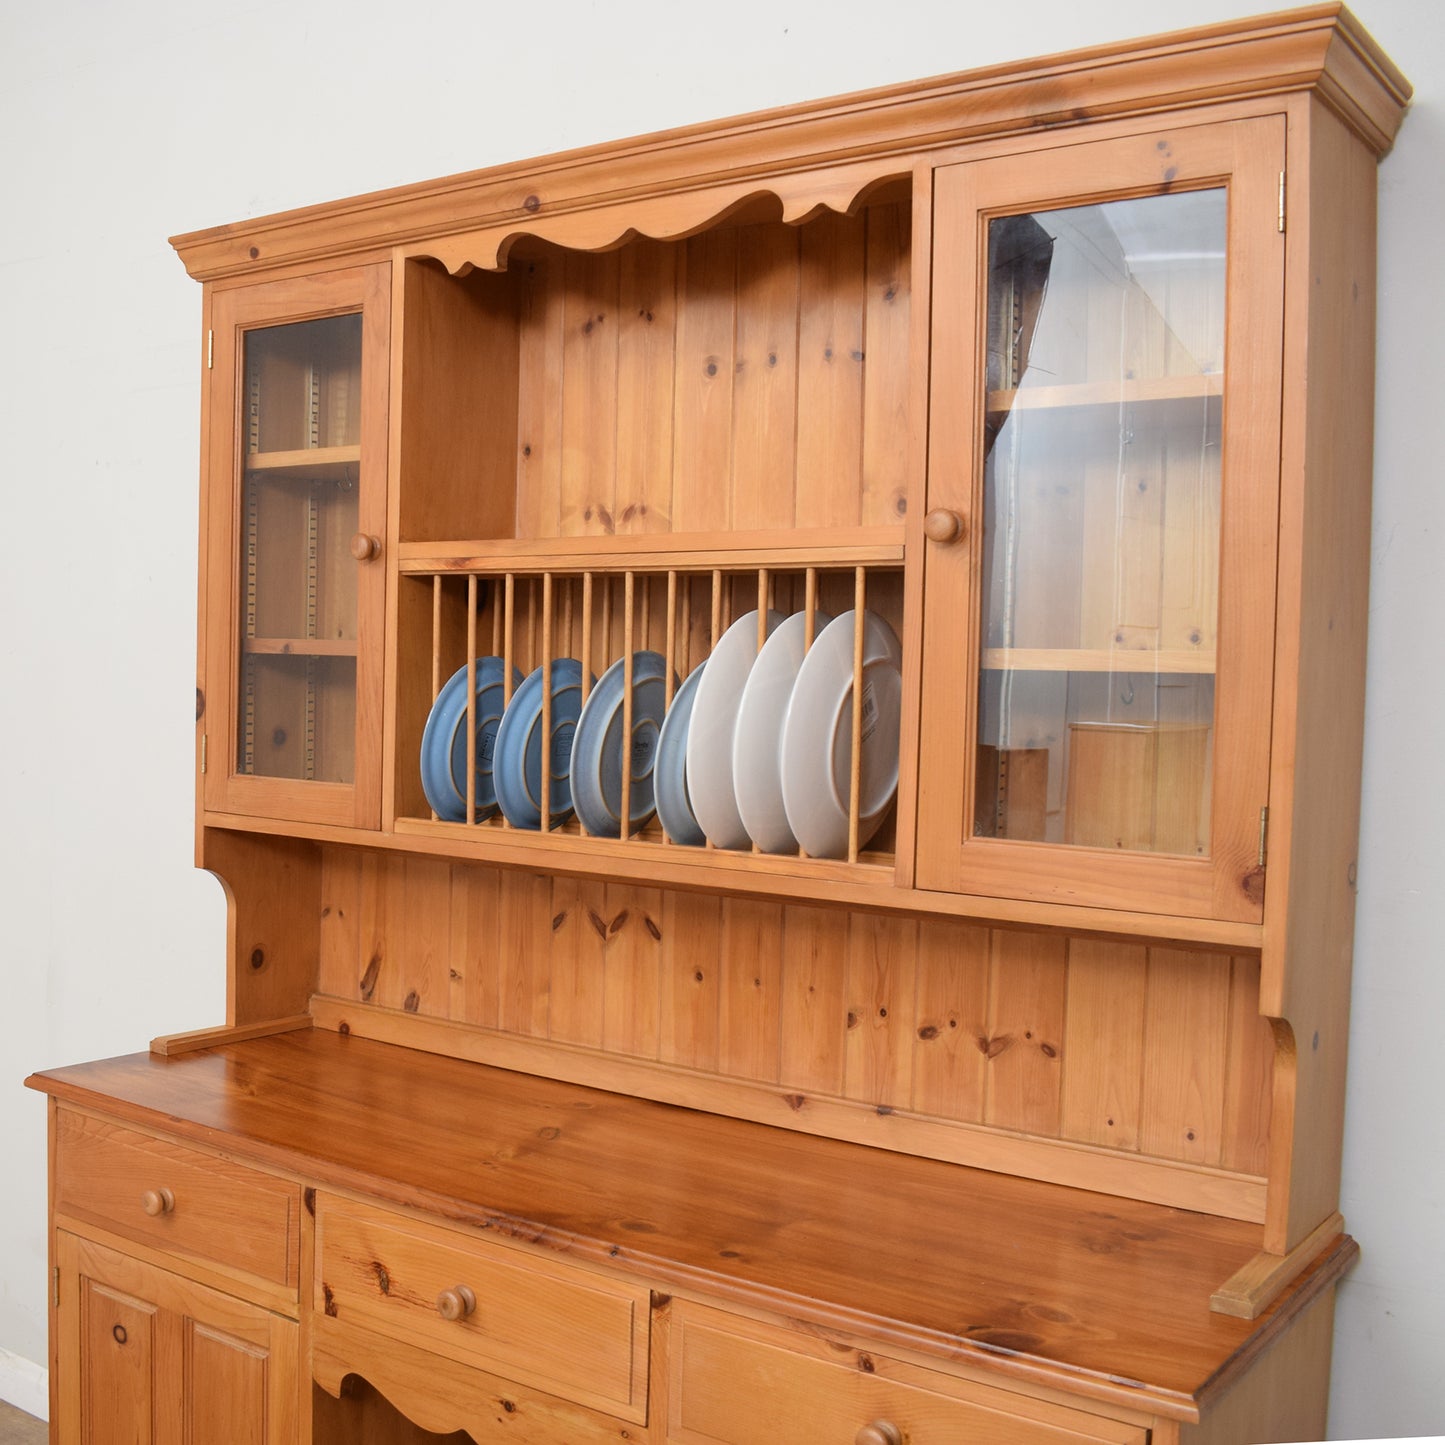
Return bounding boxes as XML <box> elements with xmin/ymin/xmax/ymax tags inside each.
<box><xmin>314</xmin><ymin>1193</ymin><xmax>650</xmax><ymax>1424</ymax></box>
<box><xmin>54</xmin><ymin>1108</ymin><xmax>300</xmax><ymax>1291</ymax></box>
<box><xmin>669</xmin><ymin>1303</ymin><xmax>1147</xmax><ymax>1445</ymax></box>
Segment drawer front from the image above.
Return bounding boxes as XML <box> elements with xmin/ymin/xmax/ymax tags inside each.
<box><xmin>315</xmin><ymin>1194</ymin><xmax>649</xmax><ymax>1424</ymax></box>
<box><xmin>670</xmin><ymin>1304</ymin><xmax>1147</xmax><ymax>1445</ymax></box>
<box><xmin>55</xmin><ymin>1108</ymin><xmax>299</xmax><ymax>1290</ymax></box>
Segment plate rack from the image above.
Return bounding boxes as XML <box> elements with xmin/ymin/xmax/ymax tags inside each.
<box><xmin>398</xmin><ymin>530</ymin><xmax>905</xmax><ymax>864</ymax></box>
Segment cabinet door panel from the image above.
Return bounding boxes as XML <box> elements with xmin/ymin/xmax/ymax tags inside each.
<box><xmin>57</xmin><ymin>1231</ymin><xmax>298</xmax><ymax>1445</ymax></box>
<box><xmin>80</xmin><ymin>1282</ymin><xmax>155</xmax><ymax>1445</ymax></box>
<box><xmin>202</xmin><ymin>266</ymin><xmax>389</xmax><ymax>828</ymax></box>
<box><xmin>918</xmin><ymin>117</ymin><xmax>1284</xmax><ymax>923</ymax></box>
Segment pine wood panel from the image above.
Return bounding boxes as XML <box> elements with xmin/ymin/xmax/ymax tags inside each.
<box><xmin>31</xmin><ymin>1035</ymin><xmax>1332</xmax><ymax>1422</ymax></box>
<box><xmin>480</xmin><ymin>205</ymin><xmax>912</xmax><ymax>544</ymax></box>
<box><xmin>313</xmin><ymin>850</ymin><xmax>1270</xmax><ymax>1179</ymax></box>
<box><xmin>314</xmin><ymin>1193</ymin><xmax>649</xmax><ymax>1422</ymax></box>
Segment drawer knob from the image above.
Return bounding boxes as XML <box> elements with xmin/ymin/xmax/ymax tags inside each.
<box><xmin>923</xmin><ymin>508</ymin><xmax>965</xmax><ymax>545</ymax></box>
<box><xmin>350</xmin><ymin>532</ymin><xmax>382</xmax><ymax>562</ymax></box>
<box><xmin>140</xmin><ymin>1188</ymin><xmax>175</xmax><ymax>1217</ymax></box>
<box><xmin>435</xmin><ymin>1284</ymin><xmax>477</xmax><ymax>1321</ymax></box>
<box><xmin>856</xmin><ymin>1423</ymin><xmax>903</xmax><ymax>1445</ymax></box>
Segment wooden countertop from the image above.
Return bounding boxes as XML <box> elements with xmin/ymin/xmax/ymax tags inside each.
<box><xmin>28</xmin><ymin>1027</ymin><xmax>1353</xmax><ymax>1422</ymax></box>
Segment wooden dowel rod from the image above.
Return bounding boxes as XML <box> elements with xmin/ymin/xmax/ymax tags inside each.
<box><xmin>430</xmin><ymin>575</ymin><xmax>443</xmax><ymax>822</ymax></box>
<box><xmin>711</xmin><ymin>570</ymin><xmax>723</xmax><ymax>653</ymax></box>
<box><xmin>621</xmin><ymin>571</ymin><xmax>635</xmax><ymax>841</ymax></box>
<box><xmin>848</xmin><ymin>567</ymin><xmax>867</xmax><ymax>863</ymax></box>
<box><xmin>541</xmin><ymin>573</ymin><xmax>554</xmax><ymax>832</ymax></box>
<box><xmin>465</xmin><ymin>575</ymin><xmax>478</xmax><ymax>826</ymax></box>
<box><xmin>804</xmin><ymin>568</ymin><xmax>818</xmax><ymax>651</ymax></box>
<box><xmin>581</xmin><ymin>573</ymin><xmax>594</xmax><ymax>702</ymax></box>
<box><xmin>664</xmin><ymin>571</ymin><xmax>678</xmax><ymax>710</ymax></box>
<box><xmin>502</xmin><ymin>574</ymin><xmax>515</xmax><ymax>829</ymax></box>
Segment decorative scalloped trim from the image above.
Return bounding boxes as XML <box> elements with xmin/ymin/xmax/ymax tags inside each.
<box><xmin>414</xmin><ymin>161</ymin><xmax>910</xmax><ymax>274</ymax></box>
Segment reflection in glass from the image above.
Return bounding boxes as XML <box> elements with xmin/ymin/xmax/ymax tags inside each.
<box><xmin>237</xmin><ymin>314</ymin><xmax>363</xmax><ymax>782</ymax></box>
<box><xmin>976</xmin><ymin>190</ymin><xmax>1225</xmax><ymax>855</ymax></box>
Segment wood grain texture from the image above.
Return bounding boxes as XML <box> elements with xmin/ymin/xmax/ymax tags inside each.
<box><xmin>29</xmin><ymin>1033</ymin><xmax>1334</xmax><ymax>1423</ymax></box>
<box><xmin>1260</xmin><ymin>97</ymin><xmax>1381</xmax><ymax>1254</ymax></box>
<box><xmin>310</xmin><ymin>851</ymin><xmax>1271</xmax><ymax>1190</ymax></box>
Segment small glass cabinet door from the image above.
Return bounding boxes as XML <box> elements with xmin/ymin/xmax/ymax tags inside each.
<box><xmin>916</xmin><ymin>119</ymin><xmax>1284</xmax><ymax>922</ymax></box>
<box><xmin>202</xmin><ymin>267</ymin><xmax>389</xmax><ymax>827</ymax></box>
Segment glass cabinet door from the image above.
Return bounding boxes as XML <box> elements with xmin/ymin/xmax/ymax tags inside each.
<box><xmin>202</xmin><ymin>267</ymin><xmax>389</xmax><ymax>827</ymax></box>
<box><xmin>916</xmin><ymin>119</ymin><xmax>1284</xmax><ymax>922</ymax></box>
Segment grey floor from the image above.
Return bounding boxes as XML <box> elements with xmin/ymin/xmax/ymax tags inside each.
<box><xmin>0</xmin><ymin>1402</ymin><xmax>44</xmax><ymax>1444</ymax></box>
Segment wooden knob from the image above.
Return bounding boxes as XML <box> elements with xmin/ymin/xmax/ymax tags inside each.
<box><xmin>435</xmin><ymin>1284</ymin><xmax>477</xmax><ymax>1321</ymax></box>
<box><xmin>350</xmin><ymin>532</ymin><xmax>381</xmax><ymax>562</ymax></box>
<box><xmin>140</xmin><ymin>1188</ymin><xmax>175</xmax><ymax>1217</ymax></box>
<box><xmin>923</xmin><ymin>508</ymin><xmax>965</xmax><ymax>545</ymax></box>
<box><xmin>855</xmin><ymin>1423</ymin><xmax>903</xmax><ymax>1445</ymax></box>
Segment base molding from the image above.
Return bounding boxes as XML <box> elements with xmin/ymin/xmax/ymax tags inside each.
<box><xmin>1210</xmin><ymin>1212</ymin><xmax>1347</xmax><ymax>1319</ymax></box>
<box><xmin>0</xmin><ymin>1346</ymin><xmax>48</xmax><ymax>1422</ymax></box>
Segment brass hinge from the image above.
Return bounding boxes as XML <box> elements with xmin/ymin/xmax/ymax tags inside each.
<box><xmin>1258</xmin><ymin>806</ymin><xmax>1270</xmax><ymax>868</ymax></box>
<box><xmin>207</xmin><ymin>329</ymin><xmax>214</xmax><ymax>369</ymax></box>
<box><xmin>1278</xmin><ymin>172</ymin><xmax>1286</xmax><ymax>233</ymax></box>
<box><xmin>52</xmin><ymin>1266</ymin><xmax>59</xmax><ymax>1308</ymax></box>
<box><xmin>200</xmin><ymin>733</ymin><xmax>208</xmax><ymax>775</ymax></box>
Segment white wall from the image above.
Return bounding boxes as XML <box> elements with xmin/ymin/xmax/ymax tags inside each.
<box><xmin>2</xmin><ymin>0</ymin><xmax>1440</xmax><ymax>1436</ymax></box>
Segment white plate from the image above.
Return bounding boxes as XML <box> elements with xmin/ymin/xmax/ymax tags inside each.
<box><xmin>654</xmin><ymin>662</ymin><xmax>708</xmax><ymax>847</ymax></box>
<box><xmin>780</xmin><ymin>610</ymin><xmax>903</xmax><ymax>859</ymax></box>
<box><xmin>685</xmin><ymin>609</ymin><xmax>783</xmax><ymax>849</ymax></box>
<box><xmin>731</xmin><ymin>609</ymin><xmax>833</xmax><ymax>853</ymax></box>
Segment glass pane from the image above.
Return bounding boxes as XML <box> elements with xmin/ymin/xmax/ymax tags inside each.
<box><xmin>976</xmin><ymin>189</ymin><xmax>1224</xmax><ymax>855</ymax></box>
<box><xmin>237</xmin><ymin>314</ymin><xmax>363</xmax><ymax>781</ymax></box>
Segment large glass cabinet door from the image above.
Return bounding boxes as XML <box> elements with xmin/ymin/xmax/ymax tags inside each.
<box><xmin>916</xmin><ymin>119</ymin><xmax>1284</xmax><ymax>921</ymax></box>
<box><xmin>202</xmin><ymin>266</ymin><xmax>389</xmax><ymax>827</ymax></box>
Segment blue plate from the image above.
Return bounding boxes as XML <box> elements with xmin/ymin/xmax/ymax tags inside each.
<box><xmin>419</xmin><ymin>657</ymin><xmax>521</xmax><ymax>822</ymax></box>
<box><xmin>653</xmin><ymin>661</ymin><xmax>708</xmax><ymax>847</ymax></box>
<box><xmin>571</xmin><ymin>651</ymin><xmax>674</xmax><ymax>838</ymax></box>
<box><xmin>493</xmin><ymin>658</ymin><xmax>592</xmax><ymax>830</ymax></box>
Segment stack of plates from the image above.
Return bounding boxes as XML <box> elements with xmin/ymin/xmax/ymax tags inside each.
<box><xmin>420</xmin><ymin>609</ymin><xmax>902</xmax><ymax>859</ymax></box>
<box><xmin>653</xmin><ymin>608</ymin><xmax>903</xmax><ymax>858</ymax></box>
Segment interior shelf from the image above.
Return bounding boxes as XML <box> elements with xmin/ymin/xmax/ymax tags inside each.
<box><xmin>982</xmin><ymin>646</ymin><xmax>1217</xmax><ymax>674</ymax></box>
<box><xmin>243</xmin><ymin>638</ymin><xmax>359</xmax><ymax>657</ymax></box>
<box><xmin>986</xmin><ymin>373</ymin><xmax>1223</xmax><ymax>414</ymax></box>
<box><xmin>245</xmin><ymin>445</ymin><xmax>361</xmax><ymax>473</ymax></box>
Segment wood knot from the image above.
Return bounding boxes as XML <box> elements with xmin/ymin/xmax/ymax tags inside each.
<box><xmin>523</xmin><ymin>194</ymin><xmax>541</xmax><ymax>212</ymax></box>
<box><xmin>323</xmin><ymin>1283</ymin><xmax>338</xmax><ymax>1317</ymax></box>
<box><xmin>403</xmin><ymin>991</ymin><xmax>421</xmax><ymax>1013</ymax></box>
<box><xmin>359</xmin><ymin>952</ymin><xmax>382</xmax><ymax>1001</ymax></box>
<box><xmin>608</xmin><ymin>909</ymin><xmax>629</xmax><ymax>935</ymax></box>
<box><xmin>249</xmin><ymin>948</ymin><xmax>265</xmax><ymax>971</ymax></box>
<box><xmin>783</xmin><ymin>1093</ymin><xmax>806</xmax><ymax>1112</ymax></box>
<box><xmin>371</xmin><ymin>1261</ymin><xmax>391</xmax><ymax>1295</ymax></box>
<box><xmin>917</xmin><ymin>1024</ymin><xmax>939</xmax><ymax>1041</ymax></box>
<box><xmin>248</xmin><ymin>246</ymin><xmax>260</xmax><ymax>259</ymax></box>
<box><xmin>551</xmin><ymin>910</ymin><xmax>567</xmax><ymax>932</ymax></box>
<box><xmin>643</xmin><ymin>914</ymin><xmax>662</xmax><ymax>941</ymax></box>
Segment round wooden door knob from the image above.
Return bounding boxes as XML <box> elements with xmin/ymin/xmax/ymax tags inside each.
<box><xmin>855</xmin><ymin>1423</ymin><xmax>903</xmax><ymax>1445</ymax></box>
<box><xmin>923</xmin><ymin>508</ymin><xmax>966</xmax><ymax>544</ymax></box>
<box><xmin>350</xmin><ymin>532</ymin><xmax>382</xmax><ymax>562</ymax></box>
<box><xmin>140</xmin><ymin>1188</ymin><xmax>175</xmax><ymax>1217</ymax></box>
<box><xmin>435</xmin><ymin>1284</ymin><xmax>477</xmax><ymax>1321</ymax></box>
